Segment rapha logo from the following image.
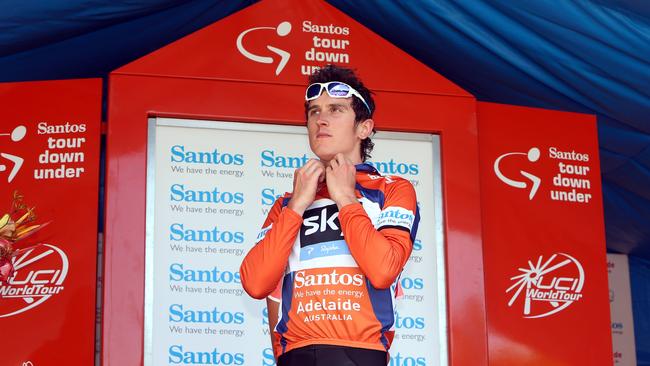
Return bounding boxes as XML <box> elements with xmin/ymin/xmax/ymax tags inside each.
<box><xmin>494</xmin><ymin>147</ymin><xmax>541</xmax><ymax>200</ymax></box>
<box><xmin>507</xmin><ymin>252</ymin><xmax>584</xmax><ymax>318</ymax></box>
<box><xmin>0</xmin><ymin>244</ymin><xmax>68</xmax><ymax>317</ymax></box>
<box><xmin>236</xmin><ymin>21</ymin><xmax>292</xmax><ymax>75</ymax></box>
<box><xmin>0</xmin><ymin>125</ymin><xmax>27</xmax><ymax>183</ymax></box>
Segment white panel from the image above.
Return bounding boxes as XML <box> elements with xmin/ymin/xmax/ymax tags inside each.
<box><xmin>145</xmin><ymin>117</ymin><xmax>446</xmax><ymax>365</ymax></box>
<box><xmin>607</xmin><ymin>254</ymin><xmax>637</xmax><ymax>366</ymax></box>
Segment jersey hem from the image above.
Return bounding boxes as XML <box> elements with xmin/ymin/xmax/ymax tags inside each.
<box><xmin>282</xmin><ymin>338</ymin><xmax>387</xmax><ymax>354</ymax></box>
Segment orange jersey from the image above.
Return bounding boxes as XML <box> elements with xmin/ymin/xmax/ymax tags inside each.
<box><xmin>240</xmin><ymin>163</ymin><xmax>419</xmax><ymax>355</ymax></box>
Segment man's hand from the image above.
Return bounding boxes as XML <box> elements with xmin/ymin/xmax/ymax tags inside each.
<box><xmin>326</xmin><ymin>153</ymin><xmax>358</xmax><ymax>209</ymax></box>
<box><xmin>287</xmin><ymin>159</ymin><xmax>325</xmax><ymax>215</ymax></box>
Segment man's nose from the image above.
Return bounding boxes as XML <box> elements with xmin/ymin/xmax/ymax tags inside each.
<box><xmin>317</xmin><ymin>115</ymin><xmax>329</xmax><ymax>126</ymax></box>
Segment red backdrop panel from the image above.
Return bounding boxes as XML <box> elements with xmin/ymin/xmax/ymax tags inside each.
<box><xmin>104</xmin><ymin>0</ymin><xmax>488</xmax><ymax>364</ymax></box>
<box><xmin>0</xmin><ymin>79</ymin><xmax>102</xmax><ymax>366</ymax></box>
<box><xmin>104</xmin><ymin>73</ymin><xmax>486</xmax><ymax>366</ymax></box>
<box><xmin>477</xmin><ymin>102</ymin><xmax>612</xmax><ymax>365</ymax></box>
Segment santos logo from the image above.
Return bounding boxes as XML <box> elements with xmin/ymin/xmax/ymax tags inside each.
<box><xmin>400</xmin><ymin>276</ymin><xmax>424</xmax><ymax>290</ymax></box>
<box><xmin>168</xmin><ymin>345</ymin><xmax>244</xmax><ymax>365</ymax></box>
<box><xmin>506</xmin><ymin>252</ymin><xmax>585</xmax><ymax>318</ymax></box>
<box><xmin>494</xmin><ymin>147</ymin><xmax>541</xmax><ymax>200</ymax></box>
<box><xmin>170</xmin><ymin>184</ymin><xmax>244</xmax><ymax>204</ymax></box>
<box><xmin>394</xmin><ymin>311</ymin><xmax>425</xmax><ymax>329</ymax></box>
<box><xmin>294</xmin><ymin>270</ymin><xmax>364</xmax><ymax>289</ymax></box>
<box><xmin>236</xmin><ymin>21</ymin><xmax>292</xmax><ymax>75</ymax></box>
<box><xmin>389</xmin><ymin>353</ymin><xmax>426</xmax><ymax>366</ymax></box>
<box><xmin>169</xmin><ymin>263</ymin><xmax>241</xmax><ymax>284</ymax></box>
<box><xmin>169</xmin><ymin>223</ymin><xmax>244</xmax><ymax>243</ymax></box>
<box><xmin>168</xmin><ymin>304</ymin><xmax>244</xmax><ymax>324</ymax></box>
<box><xmin>377</xmin><ymin>207</ymin><xmax>415</xmax><ymax>231</ymax></box>
<box><xmin>261</xmin><ymin>188</ymin><xmax>284</xmax><ymax>206</ymax></box>
<box><xmin>261</xmin><ymin>150</ymin><xmax>309</xmax><ymax>168</ymax></box>
<box><xmin>170</xmin><ymin>145</ymin><xmax>244</xmax><ymax>165</ymax></box>
<box><xmin>366</xmin><ymin>159</ymin><xmax>419</xmax><ymax>176</ymax></box>
<box><xmin>262</xmin><ymin>348</ymin><xmax>275</xmax><ymax>366</ymax></box>
<box><xmin>0</xmin><ymin>244</ymin><xmax>68</xmax><ymax>318</ymax></box>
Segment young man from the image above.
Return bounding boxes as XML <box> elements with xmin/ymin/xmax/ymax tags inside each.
<box><xmin>240</xmin><ymin>65</ymin><xmax>419</xmax><ymax>366</ymax></box>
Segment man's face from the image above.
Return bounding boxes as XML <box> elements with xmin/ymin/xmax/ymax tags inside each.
<box><xmin>306</xmin><ymin>93</ymin><xmax>362</xmax><ymax>164</ymax></box>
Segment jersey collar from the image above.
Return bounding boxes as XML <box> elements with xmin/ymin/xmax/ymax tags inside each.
<box><xmin>355</xmin><ymin>163</ymin><xmax>379</xmax><ymax>175</ymax></box>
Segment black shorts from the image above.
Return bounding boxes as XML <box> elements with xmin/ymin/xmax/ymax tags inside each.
<box><xmin>277</xmin><ymin>345</ymin><xmax>388</xmax><ymax>366</ymax></box>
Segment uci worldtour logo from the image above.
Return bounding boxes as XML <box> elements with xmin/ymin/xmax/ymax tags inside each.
<box><xmin>236</xmin><ymin>21</ymin><xmax>292</xmax><ymax>75</ymax></box>
<box><xmin>0</xmin><ymin>244</ymin><xmax>68</xmax><ymax>317</ymax></box>
<box><xmin>494</xmin><ymin>147</ymin><xmax>541</xmax><ymax>200</ymax></box>
<box><xmin>506</xmin><ymin>252</ymin><xmax>584</xmax><ymax>318</ymax></box>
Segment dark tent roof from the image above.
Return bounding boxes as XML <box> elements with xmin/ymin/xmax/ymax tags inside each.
<box><xmin>0</xmin><ymin>1</ymin><xmax>648</xmax><ymax>256</ymax></box>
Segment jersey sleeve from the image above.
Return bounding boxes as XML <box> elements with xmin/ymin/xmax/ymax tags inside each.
<box><xmin>268</xmin><ymin>279</ymin><xmax>282</xmax><ymax>302</ymax></box>
<box><xmin>240</xmin><ymin>197</ymin><xmax>303</xmax><ymax>299</ymax></box>
<box><xmin>338</xmin><ymin>178</ymin><xmax>419</xmax><ymax>289</ymax></box>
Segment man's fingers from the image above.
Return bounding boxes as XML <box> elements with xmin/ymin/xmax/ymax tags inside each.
<box><xmin>316</xmin><ymin>164</ymin><xmax>326</xmax><ymax>183</ymax></box>
<box><xmin>304</xmin><ymin>161</ymin><xmax>321</xmax><ymax>178</ymax></box>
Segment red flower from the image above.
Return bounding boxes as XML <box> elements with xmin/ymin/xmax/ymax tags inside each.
<box><xmin>0</xmin><ymin>237</ymin><xmax>12</xmax><ymax>259</ymax></box>
<box><xmin>0</xmin><ymin>257</ymin><xmax>14</xmax><ymax>283</ymax></box>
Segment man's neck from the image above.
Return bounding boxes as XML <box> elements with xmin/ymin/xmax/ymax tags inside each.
<box><xmin>321</xmin><ymin>155</ymin><xmax>363</xmax><ymax>167</ymax></box>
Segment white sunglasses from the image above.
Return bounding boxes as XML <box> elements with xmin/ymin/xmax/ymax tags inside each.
<box><xmin>305</xmin><ymin>81</ymin><xmax>372</xmax><ymax>114</ymax></box>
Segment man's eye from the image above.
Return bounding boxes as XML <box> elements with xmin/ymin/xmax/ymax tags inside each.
<box><xmin>309</xmin><ymin>109</ymin><xmax>320</xmax><ymax>117</ymax></box>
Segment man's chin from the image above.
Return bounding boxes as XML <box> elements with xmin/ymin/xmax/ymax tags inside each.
<box><xmin>312</xmin><ymin>150</ymin><xmax>334</xmax><ymax>163</ymax></box>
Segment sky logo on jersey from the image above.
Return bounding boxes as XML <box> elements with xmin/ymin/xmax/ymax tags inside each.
<box><xmin>299</xmin><ymin>204</ymin><xmax>349</xmax><ymax>260</ymax></box>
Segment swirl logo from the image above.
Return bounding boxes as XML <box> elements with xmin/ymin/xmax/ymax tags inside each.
<box><xmin>0</xmin><ymin>125</ymin><xmax>27</xmax><ymax>183</ymax></box>
<box><xmin>236</xmin><ymin>21</ymin><xmax>292</xmax><ymax>75</ymax></box>
<box><xmin>494</xmin><ymin>147</ymin><xmax>541</xmax><ymax>200</ymax></box>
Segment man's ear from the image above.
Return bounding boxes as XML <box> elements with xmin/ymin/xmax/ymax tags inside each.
<box><xmin>356</xmin><ymin>118</ymin><xmax>374</xmax><ymax>140</ymax></box>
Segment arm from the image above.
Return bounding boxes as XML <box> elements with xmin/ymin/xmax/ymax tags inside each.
<box><xmin>241</xmin><ymin>159</ymin><xmax>325</xmax><ymax>299</ymax></box>
<box><xmin>266</xmin><ymin>297</ymin><xmax>281</xmax><ymax>359</ymax></box>
<box><xmin>338</xmin><ymin>179</ymin><xmax>418</xmax><ymax>289</ymax></box>
<box><xmin>239</xmin><ymin>198</ymin><xmax>302</xmax><ymax>299</ymax></box>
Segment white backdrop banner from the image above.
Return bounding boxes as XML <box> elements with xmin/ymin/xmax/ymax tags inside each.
<box><xmin>145</xmin><ymin>118</ymin><xmax>446</xmax><ymax>366</ymax></box>
<box><xmin>607</xmin><ymin>253</ymin><xmax>637</xmax><ymax>366</ymax></box>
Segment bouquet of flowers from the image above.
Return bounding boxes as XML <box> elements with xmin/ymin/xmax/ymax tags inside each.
<box><xmin>0</xmin><ymin>191</ymin><xmax>47</xmax><ymax>283</ymax></box>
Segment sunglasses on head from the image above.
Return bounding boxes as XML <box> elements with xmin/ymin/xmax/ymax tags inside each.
<box><xmin>305</xmin><ymin>81</ymin><xmax>372</xmax><ymax>114</ymax></box>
